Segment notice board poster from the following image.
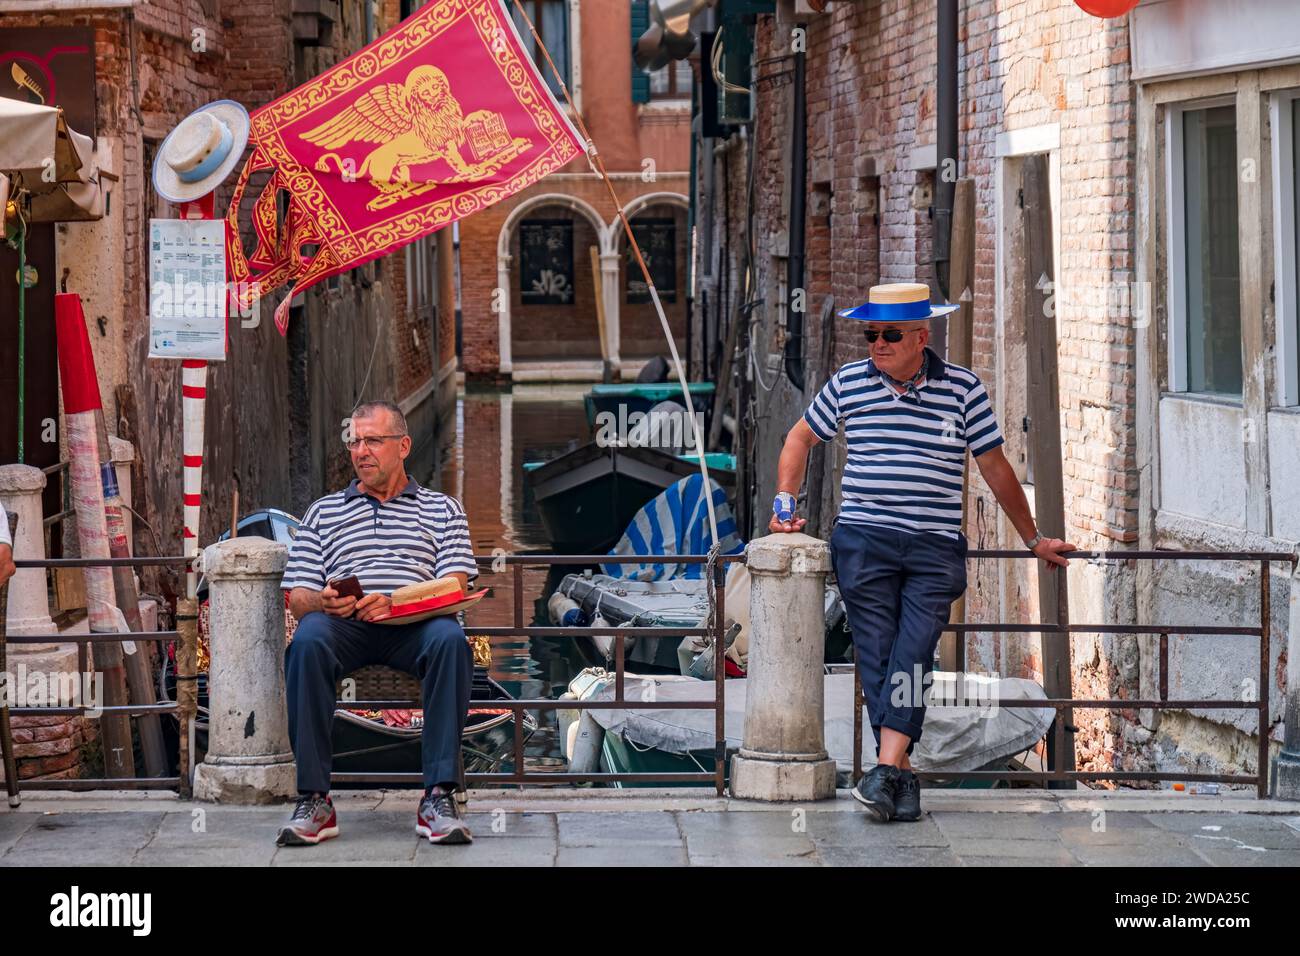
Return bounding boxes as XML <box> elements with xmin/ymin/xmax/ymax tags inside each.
<box><xmin>148</xmin><ymin>218</ymin><xmax>227</xmax><ymax>361</ymax></box>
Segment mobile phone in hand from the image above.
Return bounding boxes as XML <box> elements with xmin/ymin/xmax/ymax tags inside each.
<box><xmin>328</xmin><ymin>576</ymin><xmax>364</xmax><ymax>600</ymax></box>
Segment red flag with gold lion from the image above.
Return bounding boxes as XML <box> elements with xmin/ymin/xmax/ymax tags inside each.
<box><xmin>226</xmin><ymin>0</ymin><xmax>585</xmax><ymax>333</ymax></box>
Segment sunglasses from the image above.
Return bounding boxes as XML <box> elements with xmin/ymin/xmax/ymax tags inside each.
<box><xmin>863</xmin><ymin>328</ymin><xmax>921</xmax><ymax>343</ymax></box>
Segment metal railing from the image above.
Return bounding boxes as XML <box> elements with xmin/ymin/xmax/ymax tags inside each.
<box><xmin>854</xmin><ymin>549</ymin><xmax>1297</xmax><ymax>799</ymax></box>
<box><xmin>2</xmin><ymin>553</ymin><xmax>194</xmax><ymax>797</ymax></box>
<box><xmin>330</xmin><ymin>552</ymin><xmax>743</xmax><ymax>795</ymax></box>
<box><xmin>4</xmin><ymin>547</ymin><xmax>1293</xmax><ymax>799</ymax></box>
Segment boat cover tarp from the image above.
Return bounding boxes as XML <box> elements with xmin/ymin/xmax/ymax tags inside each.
<box><xmin>562</xmin><ymin>574</ymin><xmax>711</xmax><ymax>626</ymax></box>
<box><xmin>584</xmin><ymin>672</ymin><xmax>1054</xmax><ymax>774</ymax></box>
<box><xmin>600</xmin><ymin>474</ymin><xmax>744</xmax><ymax>582</ymax></box>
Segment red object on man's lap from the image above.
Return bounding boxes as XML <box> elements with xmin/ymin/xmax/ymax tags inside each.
<box><xmin>377</xmin><ymin>576</ymin><xmax>488</xmax><ymax>625</ymax></box>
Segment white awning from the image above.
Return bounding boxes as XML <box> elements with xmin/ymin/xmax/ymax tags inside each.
<box><xmin>0</xmin><ymin>97</ymin><xmax>107</xmax><ymax>222</ymax></box>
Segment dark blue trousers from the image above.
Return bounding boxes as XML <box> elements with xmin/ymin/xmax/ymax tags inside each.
<box><xmin>830</xmin><ymin>521</ymin><xmax>967</xmax><ymax>758</ymax></box>
<box><xmin>284</xmin><ymin>611</ymin><xmax>473</xmax><ymax>793</ymax></box>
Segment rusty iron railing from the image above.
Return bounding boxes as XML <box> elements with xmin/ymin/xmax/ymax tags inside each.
<box><xmin>330</xmin><ymin>553</ymin><xmax>743</xmax><ymax>795</ymax></box>
<box><xmin>853</xmin><ymin>549</ymin><xmax>1297</xmax><ymax>799</ymax></box>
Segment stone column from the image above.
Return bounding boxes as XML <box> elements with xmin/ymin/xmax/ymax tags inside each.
<box><xmin>497</xmin><ymin>252</ymin><xmax>513</xmax><ymax>375</ymax></box>
<box><xmin>599</xmin><ymin>251</ymin><xmax>622</xmax><ymax>373</ymax></box>
<box><xmin>730</xmin><ymin>532</ymin><xmax>836</xmax><ymax>800</ymax></box>
<box><xmin>1273</xmin><ymin>560</ymin><xmax>1300</xmax><ymax>800</ymax></box>
<box><xmin>193</xmin><ymin>537</ymin><xmax>295</xmax><ymax>803</ymax></box>
<box><xmin>0</xmin><ymin>465</ymin><xmax>61</xmax><ymax>649</ymax></box>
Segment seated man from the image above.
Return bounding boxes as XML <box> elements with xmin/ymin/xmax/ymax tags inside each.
<box><xmin>276</xmin><ymin>400</ymin><xmax>478</xmax><ymax>847</ymax></box>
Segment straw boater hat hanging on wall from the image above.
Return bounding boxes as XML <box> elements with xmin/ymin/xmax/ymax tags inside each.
<box><xmin>151</xmin><ymin>100</ymin><xmax>250</xmax><ymax>204</ymax></box>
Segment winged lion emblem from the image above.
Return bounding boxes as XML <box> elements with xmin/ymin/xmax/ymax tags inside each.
<box><xmin>301</xmin><ymin>65</ymin><xmax>532</xmax><ymax>211</ymax></box>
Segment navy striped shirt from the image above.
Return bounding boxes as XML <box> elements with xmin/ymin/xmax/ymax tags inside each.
<box><xmin>281</xmin><ymin>478</ymin><xmax>478</xmax><ymax>595</ymax></box>
<box><xmin>803</xmin><ymin>348</ymin><xmax>1004</xmax><ymax>538</ymax></box>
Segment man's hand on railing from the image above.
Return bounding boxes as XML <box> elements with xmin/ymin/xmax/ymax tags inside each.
<box><xmin>1031</xmin><ymin>537</ymin><xmax>1076</xmax><ymax>570</ymax></box>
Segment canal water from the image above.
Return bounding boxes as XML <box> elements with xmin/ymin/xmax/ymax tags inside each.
<box><xmin>438</xmin><ymin>384</ymin><xmax>604</xmax><ymax>777</ymax></box>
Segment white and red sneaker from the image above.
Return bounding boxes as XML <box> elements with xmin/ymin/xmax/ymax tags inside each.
<box><xmin>276</xmin><ymin>793</ymin><xmax>339</xmax><ymax>846</ymax></box>
<box><xmin>416</xmin><ymin>786</ymin><xmax>473</xmax><ymax>845</ymax></box>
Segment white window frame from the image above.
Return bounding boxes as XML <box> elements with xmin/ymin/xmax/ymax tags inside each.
<box><xmin>504</xmin><ymin>0</ymin><xmax>582</xmax><ymax>115</ymax></box>
<box><xmin>1163</xmin><ymin>94</ymin><xmax>1238</xmax><ymax>396</ymax></box>
<box><xmin>1270</xmin><ymin>88</ymin><xmax>1300</xmax><ymax>408</ymax></box>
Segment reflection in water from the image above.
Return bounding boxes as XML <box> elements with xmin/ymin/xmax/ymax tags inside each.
<box><xmin>436</xmin><ymin>385</ymin><xmax>596</xmax><ymax>778</ymax></box>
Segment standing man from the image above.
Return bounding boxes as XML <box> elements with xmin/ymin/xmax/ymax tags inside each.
<box><xmin>277</xmin><ymin>400</ymin><xmax>479</xmax><ymax>847</ymax></box>
<box><xmin>770</xmin><ymin>283</ymin><xmax>1075</xmax><ymax>822</ymax></box>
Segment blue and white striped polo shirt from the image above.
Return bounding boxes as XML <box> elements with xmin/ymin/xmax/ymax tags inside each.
<box><xmin>803</xmin><ymin>348</ymin><xmax>1004</xmax><ymax>539</ymax></box>
<box><xmin>281</xmin><ymin>477</ymin><xmax>478</xmax><ymax>594</ymax></box>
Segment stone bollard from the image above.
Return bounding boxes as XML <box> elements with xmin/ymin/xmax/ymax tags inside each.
<box><xmin>193</xmin><ymin>537</ymin><xmax>296</xmax><ymax>804</ymax></box>
<box><xmin>730</xmin><ymin>532</ymin><xmax>836</xmax><ymax>801</ymax></box>
<box><xmin>0</xmin><ymin>465</ymin><xmax>59</xmax><ymax>644</ymax></box>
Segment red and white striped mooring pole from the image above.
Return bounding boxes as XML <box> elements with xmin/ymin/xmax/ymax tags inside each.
<box><xmin>177</xmin><ymin>193</ymin><xmax>216</xmax><ymax>599</ymax></box>
<box><xmin>181</xmin><ymin>357</ymin><xmax>206</xmax><ymax>599</ymax></box>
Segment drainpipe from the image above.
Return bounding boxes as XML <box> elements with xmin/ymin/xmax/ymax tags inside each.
<box><xmin>783</xmin><ymin>44</ymin><xmax>807</xmax><ymax>391</ymax></box>
<box><xmin>933</xmin><ymin>0</ymin><xmax>958</xmax><ymax>300</ymax></box>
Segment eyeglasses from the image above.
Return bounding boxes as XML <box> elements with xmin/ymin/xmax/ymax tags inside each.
<box><xmin>344</xmin><ymin>434</ymin><xmax>404</xmax><ymax>452</ymax></box>
<box><xmin>863</xmin><ymin>328</ymin><xmax>921</xmax><ymax>343</ymax></box>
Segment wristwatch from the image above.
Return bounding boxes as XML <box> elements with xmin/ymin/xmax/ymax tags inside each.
<box><xmin>1024</xmin><ymin>532</ymin><xmax>1044</xmax><ymax>551</ymax></box>
<box><xmin>773</xmin><ymin>492</ymin><xmax>796</xmax><ymax>522</ymax></box>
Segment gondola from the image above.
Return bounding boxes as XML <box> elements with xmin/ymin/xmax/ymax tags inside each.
<box><xmin>522</xmin><ymin>443</ymin><xmax>735</xmax><ymax>554</ymax></box>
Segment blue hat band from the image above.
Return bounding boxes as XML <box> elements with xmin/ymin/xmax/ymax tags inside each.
<box><xmin>177</xmin><ymin>121</ymin><xmax>233</xmax><ymax>184</ymax></box>
<box><xmin>864</xmin><ymin>298</ymin><xmax>933</xmax><ymax>321</ymax></box>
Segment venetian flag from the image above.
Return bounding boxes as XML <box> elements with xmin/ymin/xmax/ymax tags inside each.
<box><xmin>226</xmin><ymin>0</ymin><xmax>586</xmax><ymax>333</ymax></box>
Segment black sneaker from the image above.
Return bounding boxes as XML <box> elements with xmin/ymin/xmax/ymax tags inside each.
<box><xmin>417</xmin><ymin>785</ymin><xmax>473</xmax><ymax>845</ymax></box>
<box><xmin>852</xmin><ymin>764</ymin><xmax>900</xmax><ymax>822</ymax></box>
<box><xmin>894</xmin><ymin>769</ymin><xmax>922</xmax><ymax>821</ymax></box>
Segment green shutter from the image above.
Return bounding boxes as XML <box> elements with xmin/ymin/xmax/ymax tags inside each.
<box><xmin>630</xmin><ymin>1</ymin><xmax>650</xmax><ymax>104</ymax></box>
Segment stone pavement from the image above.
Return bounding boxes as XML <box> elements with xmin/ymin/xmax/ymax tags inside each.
<box><xmin>1</xmin><ymin>788</ymin><xmax>1299</xmax><ymax>867</ymax></box>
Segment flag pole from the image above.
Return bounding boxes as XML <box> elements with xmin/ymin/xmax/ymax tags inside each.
<box><xmin>507</xmin><ymin>0</ymin><xmax>720</xmax><ymax>547</ymax></box>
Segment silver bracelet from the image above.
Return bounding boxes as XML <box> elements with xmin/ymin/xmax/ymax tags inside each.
<box><xmin>1024</xmin><ymin>533</ymin><xmax>1044</xmax><ymax>550</ymax></box>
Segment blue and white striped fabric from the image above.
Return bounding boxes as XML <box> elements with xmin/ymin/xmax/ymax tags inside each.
<box><xmin>601</xmin><ymin>474</ymin><xmax>744</xmax><ymax>582</ymax></box>
<box><xmin>282</xmin><ymin>478</ymin><xmax>478</xmax><ymax>595</ymax></box>
<box><xmin>803</xmin><ymin>347</ymin><xmax>1004</xmax><ymax>539</ymax></box>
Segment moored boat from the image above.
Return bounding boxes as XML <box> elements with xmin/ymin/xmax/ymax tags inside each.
<box><xmin>522</xmin><ymin>443</ymin><xmax>735</xmax><ymax>554</ymax></box>
<box><xmin>560</xmin><ymin>670</ymin><xmax>1056</xmax><ymax>789</ymax></box>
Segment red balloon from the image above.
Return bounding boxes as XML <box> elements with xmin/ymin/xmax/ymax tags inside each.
<box><xmin>1075</xmin><ymin>0</ymin><xmax>1141</xmax><ymax>17</ymax></box>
